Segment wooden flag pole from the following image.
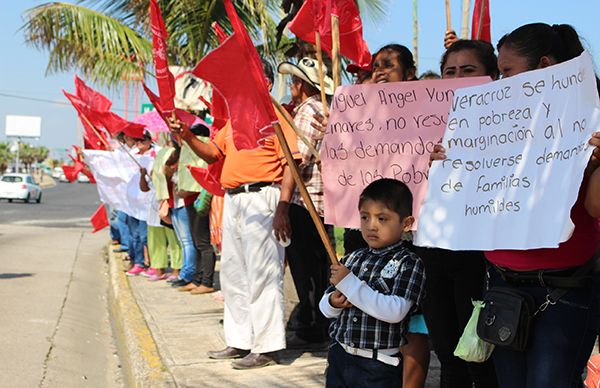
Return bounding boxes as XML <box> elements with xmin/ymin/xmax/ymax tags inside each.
<box><xmin>271</xmin><ymin>96</ymin><xmax>320</xmax><ymax>161</ymax></box>
<box><xmin>331</xmin><ymin>15</ymin><xmax>341</xmax><ymax>90</ymax></box>
<box><xmin>314</xmin><ymin>32</ymin><xmax>329</xmax><ymax>115</ymax></box>
<box><xmin>475</xmin><ymin>0</ymin><xmax>485</xmax><ymax>39</ymax></box>
<box><xmin>272</xmin><ymin>121</ymin><xmax>338</xmax><ymax>265</ymax></box>
<box><xmin>445</xmin><ymin>0</ymin><xmax>452</xmax><ymax>31</ymax></box>
<box><xmin>460</xmin><ymin>0</ymin><xmax>471</xmax><ymax>39</ymax></box>
<box><xmin>413</xmin><ymin>0</ymin><xmax>419</xmax><ymax>71</ymax></box>
<box><xmin>78</xmin><ymin>111</ymin><xmax>112</xmax><ymax>151</ymax></box>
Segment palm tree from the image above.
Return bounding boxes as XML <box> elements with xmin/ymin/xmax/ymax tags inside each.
<box><xmin>22</xmin><ymin>0</ymin><xmax>388</xmax><ymax>88</ymax></box>
<box><xmin>0</xmin><ymin>143</ymin><xmax>13</xmax><ymax>174</ymax></box>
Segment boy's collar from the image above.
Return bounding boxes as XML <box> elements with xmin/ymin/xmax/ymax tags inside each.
<box><xmin>368</xmin><ymin>240</ymin><xmax>406</xmax><ymax>255</ymax></box>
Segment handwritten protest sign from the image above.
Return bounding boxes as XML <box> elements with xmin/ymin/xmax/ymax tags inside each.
<box><xmin>322</xmin><ymin>77</ymin><xmax>489</xmax><ymax>228</ymax></box>
<box><xmin>416</xmin><ymin>52</ymin><xmax>600</xmax><ymax>250</ymax></box>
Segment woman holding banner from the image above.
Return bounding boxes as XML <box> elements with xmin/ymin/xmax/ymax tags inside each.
<box><xmin>417</xmin><ymin>39</ymin><xmax>500</xmax><ymax>388</ymax></box>
<box><xmin>432</xmin><ymin>23</ymin><xmax>600</xmax><ymax>388</ymax></box>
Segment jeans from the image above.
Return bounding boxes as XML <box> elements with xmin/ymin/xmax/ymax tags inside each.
<box><xmin>187</xmin><ymin>206</ymin><xmax>216</xmax><ymax>287</ymax></box>
<box><xmin>285</xmin><ymin>204</ymin><xmax>331</xmax><ymax>342</ymax></box>
<box><xmin>171</xmin><ymin>206</ymin><xmax>197</xmax><ymax>282</ymax></box>
<box><xmin>128</xmin><ymin>217</ymin><xmax>147</xmax><ymax>266</ymax></box>
<box><xmin>326</xmin><ymin>343</ymin><xmax>402</xmax><ymax>388</ymax></box>
<box><xmin>116</xmin><ymin>210</ymin><xmax>129</xmax><ymax>250</ymax></box>
<box><xmin>108</xmin><ymin>206</ymin><xmax>120</xmax><ymax>242</ymax></box>
<box><xmin>489</xmin><ymin>267</ymin><xmax>598</xmax><ymax>388</ymax></box>
<box><xmin>414</xmin><ymin>247</ymin><xmax>498</xmax><ymax>388</ymax></box>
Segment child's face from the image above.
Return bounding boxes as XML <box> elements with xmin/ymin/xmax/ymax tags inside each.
<box><xmin>359</xmin><ymin>199</ymin><xmax>414</xmax><ymax>249</ymax></box>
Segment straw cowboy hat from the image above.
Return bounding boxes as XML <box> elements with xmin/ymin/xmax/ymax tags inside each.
<box><xmin>278</xmin><ymin>57</ymin><xmax>334</xmax><ymax>96</ymax></box>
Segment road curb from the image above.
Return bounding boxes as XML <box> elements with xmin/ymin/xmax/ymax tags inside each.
<box><xmin>107</xmin><ymin>247</ymin><xmax>176</xmax><ymax>387</ymax></box>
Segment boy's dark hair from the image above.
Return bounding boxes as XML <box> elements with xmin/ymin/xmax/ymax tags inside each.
<box><xmin>374</xmin><ymin>44</ymin><xmax>416</xmax><ymax>80</ymax></box>
<box><xmin>441</xmin><ymin>39</ymin><xmax>499</xmax><ymax>79</ymax></box>
<box><xmin>358</xmin><ymin>178</ymin><xmax>413</xmax><ymax>217</ymax></box>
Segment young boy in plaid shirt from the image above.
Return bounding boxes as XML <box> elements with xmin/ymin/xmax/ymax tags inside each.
<box><xmin>319</xmin><ymin>178</ymin><xmax>426</xmax><ymax>387</ymax></box>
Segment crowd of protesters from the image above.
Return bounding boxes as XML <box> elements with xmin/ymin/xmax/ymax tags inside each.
<box><xmin>89</xmin><ymin>21</ymin><xmax>600</xmax><ymax>388</ymax></box>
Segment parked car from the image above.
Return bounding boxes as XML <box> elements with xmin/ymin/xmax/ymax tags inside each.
<box><xmin>0</xmin><ymin>173</ymin><xmax>42</xmax><ymax>203</ymax></box>
<box><xmin>52</xmin><ymin>167</ymin><xmax>63</xmax><ymax>179</ymax></box>
<box><xmin>77</xmin><ymin>173</ymin><xmax>90</xmax><ymax>183</ymax></box>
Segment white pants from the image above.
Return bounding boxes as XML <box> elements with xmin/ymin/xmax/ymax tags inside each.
<box><xmin>221</xmin><ymin>186</ymin><xmax>286</xmax><ymax>353</ymax></box>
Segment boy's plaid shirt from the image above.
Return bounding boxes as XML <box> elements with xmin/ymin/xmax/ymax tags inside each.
<box><xmin>326</xmin><ymin>240</ymin><xmax>425</xmax><ymax>350</ymax></box>
<box><xmin>290</xmin><ymin>94</ymin><xmax>325</xmax><ymax>215</ymax></box>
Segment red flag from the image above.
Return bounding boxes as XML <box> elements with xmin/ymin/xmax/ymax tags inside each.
<box><xmin>471</xmin><ymin>0</ymin><xmax>491</xmax><ymax>42</ymax></box>
<box><xmin>63</xmin><ymin>91</ymin><xmax>110</xmax><ymax>150</ymax></box>
<box><xmin>192</xmin><ymin>0</ymin><xmax>277</xmax><ymax>150</ymax></box>
<box><xmin>61</xmin><ymin>164</ymin><xmax>79</xmax><ymax>182</ymax></box>
<box><xmin>288</xmin><ymin>0</ymin><xmax>371</xmax><ymax>68</ymax></box>
<box><xmin>212</xmin><ymin>22</ymin><xmax>228</xmax><ymax>43</ymax></box>
<box><xmin>90</xmin><ymin>203</ymin><xmax>109</xmax><ymax>233</ymax></box>
<box><xmin>74</xmin><ymin>76</ymin><xmax>112</xmax><ymax>111</ymax></box>
<box><xmin>96</xmin><ymin>111</ymin><xmax>146</xmax><ymax>138</ymax></box>
<box><xmin>188</xmin><ymin>165</ymin><xmax>225</xmax><ymax>197</ymax></box>
<box><xmin>211</xmin><ymin>90</ymin><xmax>229</xmax><ymax>130</ymax></box>
<box><xmin>149</xmin><ymin>0</ymin><xmax>176</xmax><ymax>113</ymax></box>
<box><xmin>142</xmin><ymin>83</ymin><xmax>198</xmax><ymax>130</ymax></box>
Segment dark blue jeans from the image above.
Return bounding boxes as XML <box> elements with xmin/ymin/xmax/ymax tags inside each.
<box><xmin>128</xmin><ymin>216</ymin><xmax>147</xmax><ymax>266</ymax></box>
<box><xmin>171</xmin><ymin>205</ymin><xmax>197</xmax><ymax>282</ymax></box>
<box><xmin>108</xmin><ymin>206</ymin><xmax>120</xmax><ymax>242</ymax></box>
<box><xmin>326</xmin><ymin>343</ymin><xmax>402</xmax><ymax>388</ymax></box>
<box><xmin>116</xmin><ymin>210</ymin><xmax>129</xmax><ymax>250</ymax></box>
<box><xmin>489</xmin><ymin>267</ymin><xmax>598</xmax><ymax>388</ymax></box>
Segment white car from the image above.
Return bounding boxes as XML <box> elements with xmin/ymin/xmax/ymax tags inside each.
<box><xmin>0</xmin><ymin>174</ymin><xmax>42</xmax><ymax>203</ymax></box>
<box><xmin>52</xmin><ymin>167</ymin><xmax>63</xmax><ymax>179</ymax></box>
<box><xmin>77</xmin><ymin>173</ymin><xmax>90</xmax><ymax>183</ymax></box>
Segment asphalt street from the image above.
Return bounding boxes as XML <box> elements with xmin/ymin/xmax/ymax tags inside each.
<box><xmin>0</xmin><ymin>181</ymin><xmax>101</xmax><ymax>228</ymax></box>
<box><xmin>0</xmin><ymin>181</ymin><xmax>124</xmax><ymax>387</ymax></box>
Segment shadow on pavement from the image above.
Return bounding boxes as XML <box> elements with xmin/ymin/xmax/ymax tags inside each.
<box><xmin>0</xmin><ymin>273</ymin><xmax>34</xmax><ymax>279</ymax></box>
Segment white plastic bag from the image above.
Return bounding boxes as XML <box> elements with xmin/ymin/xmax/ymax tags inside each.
<box><xmin>453</xmin><ymin>300</ymin><xmax>495</xmax><ymax>362</ymax></box>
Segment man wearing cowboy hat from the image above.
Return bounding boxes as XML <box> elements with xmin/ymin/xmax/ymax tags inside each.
<box><xmin>277</xmin><ymin>57</ymin><xmax>334</xmax><ymax>349</ymax></box>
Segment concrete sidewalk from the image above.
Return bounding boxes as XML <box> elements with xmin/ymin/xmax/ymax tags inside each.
<box><xmin>108</xmin><ymin>247</ymin><xmax>441</xmax><ymax>387</ymax></box>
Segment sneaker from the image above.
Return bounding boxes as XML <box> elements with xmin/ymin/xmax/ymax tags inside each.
<box><xmin>126</xmin><ymin>264</ymin><xmax>145</xmax><ymax>276</ymax></box>
<box><xmin>148</xmin><ymin>273</ymin><xmax>168</xmax><ymax>282</ymax></box>
<box><xmin>141</xmin><ymin>267</ymin><xmax>157</xmax><ymax>277</ymax></box>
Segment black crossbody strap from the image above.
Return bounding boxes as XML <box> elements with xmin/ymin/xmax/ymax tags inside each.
<box><xmin>536</xmin><ymin>252</ymin><xmax>599</xmax><ymax>315</ymax></box>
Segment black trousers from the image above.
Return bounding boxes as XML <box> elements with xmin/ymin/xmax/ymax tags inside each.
<box><xmin>285</xmin><ymin>203</ymin><xmax>332</xmax><ymax>342</ymax></box>
<box><xmin>186</xmin><ymin>206</ymin><xmax>216</xmax><ymax>288</ymax></box>
<box><xmin>326</xmin><ymin>343</ymin><xmax>402</xmax><ymax>388</ymax></box>
<box><xmin>413</xmin><ymin>247</ymin><xmax>498</xmax><ymax>388</ymax></box>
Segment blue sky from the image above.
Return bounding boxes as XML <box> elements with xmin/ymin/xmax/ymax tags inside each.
<box><xmin>1</xmin><ymin>0</ymin><xmax>599</xmax><ymax>154</ymax></box>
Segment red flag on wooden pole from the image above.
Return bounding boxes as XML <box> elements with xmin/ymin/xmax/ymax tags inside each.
<box><xmin>192</xmin><ymin>0</ymin><xmax>278</xmax><ymax>150</ymax></box>
<box><xmin>212</xmin><ymin>22</ymin><xmax>228</xmax><ymax>43</ymax></box>
<box><xmin>288</xmin><ymin>0</ymin><xmax>371</xmax><ymax>68</ymax></box>
<box><xmin>74</xmin><ymin>76</ymin><xmax>112</xmax><ymax>112</ymax></box>
<box><xmin>149</xmin><ymin>0</ymin><xmax>176</xmax><ymax>113</ymax></box>
<box><xmin>63</xmin><ymin>91</ymin><xmax>111</xmax><ymax>150</ymax></box>
<box><xmin>471</xmin><ymin>0</ymin><xmax>491</xmax><ymax>42</ymax></box>
<box><xmin>90</xmin><ymin>203</ymin><xmax>109</xmax><ymax>233</ymax></box>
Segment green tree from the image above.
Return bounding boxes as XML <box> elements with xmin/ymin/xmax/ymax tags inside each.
<box><xmin>22</xmin><ymin>0</ymin><xmax>388</xmax><ymax>88</ymax></box>
<box><xmin>0</xmin><ymin>143</ymin><xmax>14</xmax><ymax>174</ymax></box>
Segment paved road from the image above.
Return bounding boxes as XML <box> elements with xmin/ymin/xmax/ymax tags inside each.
<box><xmin>0</xmin><ymin>182</ymin><xmax>123</xmax><ymax>387</ymax></box>
<box><xmin>0</xmin><ymin>182</ymin><xmax>101</xmax><ymax>228</ymax></box>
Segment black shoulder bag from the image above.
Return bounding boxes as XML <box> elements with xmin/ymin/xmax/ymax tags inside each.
<box><xmin>477</xmin><ymin>256</ymin><xmax>597</xmax><ymax>352</ymax></box>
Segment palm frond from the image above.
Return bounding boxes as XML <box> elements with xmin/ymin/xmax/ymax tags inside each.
<box><xmin>22</xmin><ymin>2</ymin><xmax>152</xmax><ymax>87</ymax></box>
